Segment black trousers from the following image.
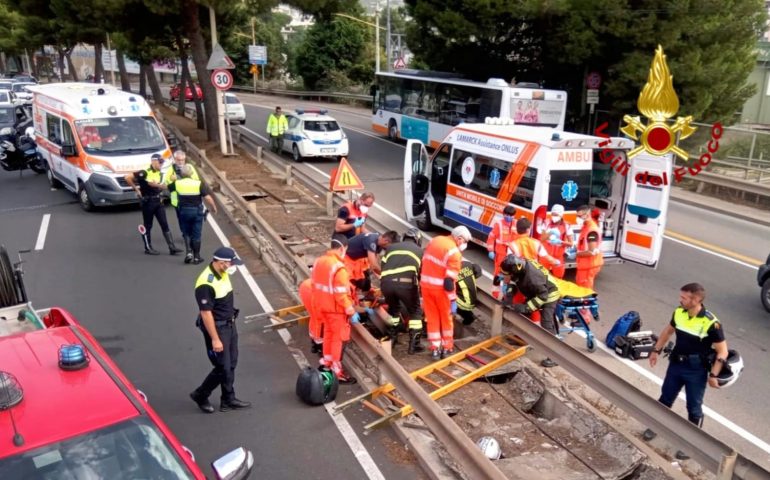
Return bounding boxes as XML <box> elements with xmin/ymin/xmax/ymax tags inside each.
<box><xmin>195</xmin><ymin>323</ymin><xmax>239</xmax><ymax>403</ymax></box>
<box><xmin>539</xmin><ymin>301</ymin><xmax>558</xmax><ymax>336</ymax></box>
<box><xmin>381</xmin><ymin>280</ymin><xmax>421</xmax><ymax>328</ymax></box>
<box><xmin>141</xmin><ymin>197</ymin><xmax>169</xmax><ymax>234</ymax></box>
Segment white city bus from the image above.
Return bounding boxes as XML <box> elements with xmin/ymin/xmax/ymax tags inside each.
<box><xmin>371</xmin><ymin>70</ymin><xmax>568</xmax><ymax>149</ymax></box>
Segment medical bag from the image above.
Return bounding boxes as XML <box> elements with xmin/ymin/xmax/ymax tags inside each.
<box><xmin>614</xmin><ymin>331</ymin><xmax>658</xmax><ymax>360</ymax></box>
<box><xmin>296</xmin><ymin>366</ymin><xmax>339</xmax><ymax>406</ymax></box>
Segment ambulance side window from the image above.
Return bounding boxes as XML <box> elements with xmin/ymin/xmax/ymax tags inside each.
<box><xmin>448</xmin><ymin>148</ymin><xmax>538</xmax><ymax>209</ymax></box>
<box><xmin>61</xmin><ymin>121</ymin><xmax>75</xmax><ymax>147</ymax></box>
<box><xmin>46</xmin><ymin>113</ymin><xmax>62</xmax><ymax>144</ymax></box>
<box><xmin>431</xmin><ymin>143</ymin><xmax>452</xmax><ymax>199</ymax></box>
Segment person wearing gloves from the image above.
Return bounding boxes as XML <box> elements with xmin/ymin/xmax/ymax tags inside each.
<box><xmin>334</xmin><ymin>192</ymin><xmax>375</xmax><ymax>239</ymax></box>
<box><xmin>539</xmin><ymin>204</ymin><xmax>574</xmax><ymax>278</ymax></box>
<box><xmin>575</xmin><ymin>204</ymin><xmax>604</xmax><ymax>289</ymax></box>
<box><xmin>499</xmin><ymin>254</ymin><xmax>562</xmax><ymax>367</ymax></box>
<box><xmin>312</xmin><ymin>237</ymin><xmax>359</xmax><ymax>384</ymax></box>
<box><xmin>421</xmin><ymin>226</ymin><xmax>470</xmax><ymax>360</ymax></box>
<box><xmin>486</xmin><ymin>205</ymin><xmax>518</xmax><ymax>299</ymax></box>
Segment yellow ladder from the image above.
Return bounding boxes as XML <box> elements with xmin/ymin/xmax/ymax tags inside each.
<box><xmin>335</xmin><ymin>334</ymin><xmax>529</xmax><ymax>431</ymax></box>
<box><xmin>249</xmin><ymin>304</ymin><xmax>309</xmax><ymax>332</ymax></box>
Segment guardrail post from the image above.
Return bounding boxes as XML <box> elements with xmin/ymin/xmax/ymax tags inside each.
<box><xmin>490</xmin><ymin>304</ymin><xmax>503</xmax><ymax>337</ymax></box>
<box><xmin>326</xmin><ymin>191</ymin><xmax>334</xmax><ymax>217</ymax></box>
<box><xmin>716</xmin><ymin>450</ymin><xmax>737</xmax><ymax>480</ymax></box>
<box><xmin>256</xmin><ymin>146</ymin><xmax>263</xmax><ymax>162</ymax></box>
<box><xmin>749</xmin><ymin>134</ymin><xmax>756</xmax><ymax>167</ymax></box>
<box><xmin>284</xmin><ymin>165</ymin><xmax>293</xmax><ymax>186</ymax></box>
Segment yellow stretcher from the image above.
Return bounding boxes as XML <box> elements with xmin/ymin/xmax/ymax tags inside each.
<box><xmin>551</xmin><ymin>277</ymin><xmax>596</xmax><ymax>299</ymax></box>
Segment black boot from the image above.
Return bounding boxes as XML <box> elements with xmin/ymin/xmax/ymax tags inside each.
<box><xmin>407</xmin><ymin>329</ymin><xmax>424</xmax><ymax>354</ymax></box>
<box><xmin>164</xmin><ymin>231</ymin><xmax>182</xmax><ymax>255</ymax></box>
<box><xmin>142</xmin><ymin>231</ymin><xmax>160</xmax><ymax>255</ymax></box>
<box><xmin>183</xmin><ymin>236</ymin><xmax>193</xmax><ymax>264</ymax></box>
<box><xmin>191</xmin><ymin>239</ymin><xmax>203</xmax><ymax>264</ymax></box>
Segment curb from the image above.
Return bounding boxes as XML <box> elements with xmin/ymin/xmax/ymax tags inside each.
<box><xmin>669</xmin><ymin>194</ymin><xmax>770</xmax><ymax>228</ymax></box>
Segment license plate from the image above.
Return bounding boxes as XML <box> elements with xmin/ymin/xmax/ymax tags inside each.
<box><xmin>321</xmin><ymin>148</ymin><xmax>335</xmax><ymax>153</ymax></box>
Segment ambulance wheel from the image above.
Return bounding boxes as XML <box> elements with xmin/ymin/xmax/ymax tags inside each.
<box><xmin>292</xmin><ymin>144</ymin><xmax>304</xmax><ymax>162</ymax></box>
<box><xmin>387</xmin><ymin>120</ymin><xmax>398</xmax><ymax>141</ymax></box>
<box><xmin>586</xmin><ymin>337</ymin><xmax>596</xmax><ymax>353</ymax></box>
<box><xmin>46</xmin><ymin>162</ymin><xmax>62</xmax><ymax>188</ymax></box>
<box><xmin>762</xmin><ymin>279</ymin><xmax>770</xmax><ymax>313</ymax></box>
<box><xmin>78</xmin><ymin>182</ymin><xmax>94</xmax><ymax>212</ymax></box>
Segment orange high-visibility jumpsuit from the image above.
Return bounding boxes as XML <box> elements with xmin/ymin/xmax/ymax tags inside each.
<box><xmin>540</xmin><ymin>220</ymin><xmax>572</xmax><ymax>278</ymax></box>
<box><xmin>420</xmin><ymin>235</ymin><xmax>462</xmax><ymax>352</ymax></box>
<box><xmin>486</xmin><ymin>218</ymin><xmax>517</xmax><ymax>299</ymax></box>
<box><xmin>507</xmin><ymin>236</ymin><xmax>552</xmax><ymax>323</ymax></box>
<box><xmin>576</xmin><ymin>219</ymin><xmax>603</xmax><ymax>289</ymax></box>
<box><xmin>299</xmin><ymin>278</ymin><xmax>322</xmax><ymax>344</ymax></box>
<box><xmin>311</xmin><ymin>250</ymin><xmax>356</xmax><ymax>379</ymax></box>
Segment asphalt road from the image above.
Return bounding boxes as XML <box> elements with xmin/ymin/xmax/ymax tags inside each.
<box><xmin>230</xmin><ymin>93</ymin><xmax>770</xmax><ymax>466</ymax></box>
<box><xmin>0</xmin><ymin>167</ymin><xmax>423</xmax><ymax>479</ymax></box>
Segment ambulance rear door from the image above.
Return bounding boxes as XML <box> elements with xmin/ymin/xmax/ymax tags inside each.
<box><xmin>404</xmin><ymin>139</ymin><xmax>430</xmax><ymax>221</ymax></box>
<box><xmin>617</xmin><ymin>152</ymin><xmax>673</xmax><ymax>267</ymax></box>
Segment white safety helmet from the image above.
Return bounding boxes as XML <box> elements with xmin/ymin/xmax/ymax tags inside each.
<box><xmin>715</xmin><ymin>349</ymin><xmax>744</xmax><ymax>389</ymax></box>
<box><xmin>476</xmin><ymin>436</ymin><xmax>502</xmax><ymax>460</ymax></box>
<box><xmin>451</xmin><ymin>225</ymin><xmax>472</xmax><ymax>242</ymax></box>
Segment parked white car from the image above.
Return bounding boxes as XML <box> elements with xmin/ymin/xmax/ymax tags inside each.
<box><xmin>223</xmin><ymin>93</ymin><xmax>246</xmax><ymax>124</ymax></box>
<box><xmin>11</xmin><ymin>82</ymin><xmax>35</xmax><ymax>104</ymax></box>
<box><xmin>282</xmin><ymin>109</ymin><xmax>349</xmax><ymax>162</ymax></box>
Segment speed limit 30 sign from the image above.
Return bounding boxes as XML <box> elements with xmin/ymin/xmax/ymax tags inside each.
<box><xmin>211</xmin><ymin>69</ymin><xmax>233</xmax><ymax>91</ymax></box>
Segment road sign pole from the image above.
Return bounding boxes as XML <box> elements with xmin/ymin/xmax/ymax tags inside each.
<box><xmin>209</xmin><ymin>7</ymin><xmax>227</xmax><ymax>156</ymax></box>
<box><xmin>251</xmin><ymin>19</ymin><xmax>257</xmax><ymax>94</ymax></box>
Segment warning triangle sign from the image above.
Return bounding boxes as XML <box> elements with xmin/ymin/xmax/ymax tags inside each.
<box><xmin>331</xmin><ymin>158</ymin><xmax>365</xmax><ymax>191</ymax></box>
<box><xmin>206</xmin><ymin>43</ymin><xmax>236</xmax><ymax>70</ymax></box>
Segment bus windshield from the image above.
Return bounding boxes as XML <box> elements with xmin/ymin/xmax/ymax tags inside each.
<box><xmin>75</xmin><ymin>116</ymin><xmax>166</xmax><ymax>155</ymax></box>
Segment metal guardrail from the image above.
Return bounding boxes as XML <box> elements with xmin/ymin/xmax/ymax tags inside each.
<box><xmin>228</xmin><ymin>84</ymin><xmax>371</xmax><ymax>104</ymax></box>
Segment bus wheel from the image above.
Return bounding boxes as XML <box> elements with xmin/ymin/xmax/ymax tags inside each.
<box><xmin>387</xmin><ymin>120</ymin><xmax>398</xmax><ymax>141</ymax></box>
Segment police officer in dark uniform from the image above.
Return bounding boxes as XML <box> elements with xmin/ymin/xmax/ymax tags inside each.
<box><xmin>167</xmin><ymin>165</ymin><xmax>218</xmax><ymax>264</ymax></box>
<box><xmin>498</xmin><ymin>254</ymin><xmax>562</xmax><ymax>367</ymax></box>
<box><xmin>190</xmin><ymin>247</ymin><xmax>252</xmax><ymax>414</ymax></box>
<box><xmin>644</xmin><ymin>283</ymin><xmax>728</xmax><ymax>459</ymax></box>
<box><xmin>344</xmin><ymin>230</ymin><xmax>399</xmax><ymax>292</ymax></box>
<box><xmin>125</xmin><ymin>153</ymin><xmax>181</xmax><ymax>256</ymax></box>
<box><xmin>380</xmin><ymin>228</ymin><xmax>424</xmax><ymax>353</ymax></box>
<box><xmin>455</xmin><ymin>261</ymin><xmax>482</xmax><ymax>326</ymax></box>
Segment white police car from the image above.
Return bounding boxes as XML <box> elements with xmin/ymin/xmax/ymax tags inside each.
<box><xmin>282</xmin><ymin>109</ymin><xmax>349</xmax><ymax>161</ymax></box>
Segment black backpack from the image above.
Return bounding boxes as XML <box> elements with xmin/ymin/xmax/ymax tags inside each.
<box><xmin>296</xmin><ymin>366</ymin><xmax>339</xmax><ymax>406</ymax></box>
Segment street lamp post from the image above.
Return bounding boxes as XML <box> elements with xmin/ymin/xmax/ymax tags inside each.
<box><xmin>386</xmin><ymin>0</ymin><xmax>391</xmax><ymax>71</ymax></box>
<box><xmin>333</xmin><ymin>13</ymin><xmax>385</xmax><ymax>74</ymax></box>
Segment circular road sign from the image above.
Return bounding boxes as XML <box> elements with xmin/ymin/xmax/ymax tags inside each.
<box><xmin>587</xmin><ymin>71</ymin><xmax>602</xmax><ymax>90</ymax></box>
<box><xmin>211</xmin><ymin>69</ymin><xmax>233</xmax><ymax>91</ymax></box>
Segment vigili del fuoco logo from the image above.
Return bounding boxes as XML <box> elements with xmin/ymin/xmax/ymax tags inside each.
<box><xmin>595</xmin><ymin>45</ymin><xmax>723</xmax><ymax>186</ymax></box>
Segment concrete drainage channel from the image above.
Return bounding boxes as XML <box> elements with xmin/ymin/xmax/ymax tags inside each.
<box><xmin>156</xmin><ymin>110</ymin><xmax>763</xmax><ymax>480</ymax></box>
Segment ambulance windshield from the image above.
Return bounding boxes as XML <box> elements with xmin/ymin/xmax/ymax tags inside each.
<box><xmin>75</xmin><ymin>117</ymin><xmax>166</xmax><ymax>155</ymax></box>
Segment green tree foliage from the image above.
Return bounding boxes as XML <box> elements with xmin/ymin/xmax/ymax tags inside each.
<box><xmin>221</xmin><ymin>11</ymin><xmax>290</xmax><ymax>84</ymax></box>
<box><xmin>404</xmin><ymin>0</ymin><xmax>767</xmax><ymax>125</ymax></box>
<box><xmin>294</xmin><ymin>16</ymin><xmax>372</xmax><ymax>90</ymax></box>
<box><xmin>287</xmin><ymin>0</ymin><xmax>360</xmax><ymax>20</ymax></box>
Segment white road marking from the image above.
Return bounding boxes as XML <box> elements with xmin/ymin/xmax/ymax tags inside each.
<box><xmin>237</xmin><ymin>123</ymin><xmax>770</xmax><ymax>453</ymax></box>
<box><xmin>34</xmin><ymin>214</ymin><xmax>51</xmax><ymax>250</ymax></box>
<box><xmin>206</xmin><ymin>215</ymin><xmax>387</xmax><ymax>480</ymax></box>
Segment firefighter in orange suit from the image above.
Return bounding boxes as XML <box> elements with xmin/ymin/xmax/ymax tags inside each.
<box><xmin>539</xmin><ymin>204</ymin><xmax>574</xmax><ymax>279</ymax></box>
<box><xmin>311</xmin><ymin>237</ymin><xmax>359</xmax><ymax>384</ymax></box>
<box><xmin>298</xmin><ymin>278</ymin><xmax>323</xmax><ymax>355</ymax></box>
<box><xmin>334</xmin><ymin>192</ymin><xmax>375</xmax><ymax>239</ymax></box>
<box><xmin>421</xmin><ymin>226</ymin><xmax>471</xmax><ymax>360</ymax></box>
<box><xmin>575</xmin><ymin>204</ymin><xmax>603</xmax><ymax>289</ymax></box>
<box><xmin>486</xmin><ymin>205</ymin><xmax>517</xmax><ymax>299</ymax></box>
<box><xmin>506</xmin><ymin>217</ymin><xmax>559</xmax><ymax>324</ymax></box>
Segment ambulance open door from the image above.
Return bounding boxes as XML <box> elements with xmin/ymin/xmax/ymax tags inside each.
<box><xmin>617</xmin><ymin>152</ymin><xmax>673</xmax><ymax>267</ymax></box>
<box><xmin>404</xmin><ymin>139</ymin><xmax>430</xmax><ymax>221</ymax></box>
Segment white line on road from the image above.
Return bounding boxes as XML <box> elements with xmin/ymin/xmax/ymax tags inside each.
<box><xmin>34</xmin><ymin>214</ymin><xmax>51</xmax><ymax>251</ymax></box>
<box><xmin>237</xmin><ymin>125</ymin><xmax>770</xmax><ymax>453</ymax></box>
<box><xmin>206</xmin><ymin>215</ymin><xmax>387</xmax><ymax>480</ymax></box>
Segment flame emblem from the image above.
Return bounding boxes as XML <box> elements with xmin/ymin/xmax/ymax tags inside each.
<box><xmin>620</xmin><ymin>45</ymin><xmax>696</xmax><ymax>160</ymax></box>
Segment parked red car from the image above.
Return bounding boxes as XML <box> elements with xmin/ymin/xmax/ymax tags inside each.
<box><xmin>170</xmin><ymin>82</ymin><xmax>203</xmax><ymax>101</ymax></box>
<box><xmin>0</xmin><ymin>307</ymin><xmax>253</xmax><ymax>480</ymax></box>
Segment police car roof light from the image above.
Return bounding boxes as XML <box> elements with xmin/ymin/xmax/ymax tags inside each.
<box><xmin>81</xmin><ymin>98</ymin><xmax>89</xmax><ymax>104</ymax></box>
<box><xmin>128</xmin><ymin>96</ymin><xmax>137</xmax><ymax>102</ymax></box>
<box><xmin>296</xmin><ymin>109</ymin><xmax>327</xmax><ymax>115</ymax></box>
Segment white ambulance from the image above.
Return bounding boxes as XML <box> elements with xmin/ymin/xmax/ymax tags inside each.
<box><xmin>403</xmin><ymin>118</ymin><xmax>672</xmax><ymax>267</ymax></box>
<box><xmin>27</xmin><ymin>83</ymin><xmax>172</xmax><ymax>211</ymax></box>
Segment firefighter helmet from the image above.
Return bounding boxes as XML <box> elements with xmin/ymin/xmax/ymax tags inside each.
<box><xmin>402</xmin><ymin>228</ymin><xmax>423</xmax><ymax>247</ymax></box>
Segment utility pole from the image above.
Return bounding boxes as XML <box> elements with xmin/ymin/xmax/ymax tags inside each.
<box><xmin>386</xmin><ymin>0</ymin><xmax>391</xmax><ymax>71</ymax></box>
<box><xmin>106</xmin><ymin>33</ymin><xmax>116</xmax><ymax>86</ymax></box>
<box><xmin>375</xmin><ymin>2</ymin><xmax>380</xmax><ymax>72</ymax></box>
<box><xmin>209</xmin><ymin>6</ymin><xmax>228</xmax><ymax>155</ymax></box>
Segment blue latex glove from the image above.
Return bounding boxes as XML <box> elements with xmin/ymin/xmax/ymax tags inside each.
<box><xmin>501</xmin><ymin>283</ymin><xmax>508</xmax><ymax>297</ymax></box>
<box><xmin>350</xmin><ymin>312</ymin><xmax>361</xmax><ymax>324</ymax></box>
<box><xmin>548</xmin><ymin>237</ymin><xmax>562</xmax><ymax>246</ymax></box>
<box><xmin>488</xmin><ymin>251</ymin><xmax>495</xmax><ymax>260</ymax></box>
<box><xmin>450</xmin><ymin>301</ymin><xmax>457</xmax><ymax>314</ymax></box>
<box><xmin>566</xmin><ymin>247</ymin><xmax>577</xmax><ymax>260</ymax></box>
<box><xmin>365</xmin><ymin>307</ymin><xmax>375</xmax><ymax>317</ymax></box>
<box><xmin>353</xmin><ymin>218</ymin><xmax>365</xmax><ymax>228</ymax></box>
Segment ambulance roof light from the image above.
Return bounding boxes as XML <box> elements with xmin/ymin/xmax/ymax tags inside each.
<box><xmin>552</xmin><ymin>133</ymin><xmax>561</xmax><ymax>141</ymax></box>
<box><xmin>486</xmin><ymin>78</ymin><xmax>508</xmax><ymax>87</ymax></box>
